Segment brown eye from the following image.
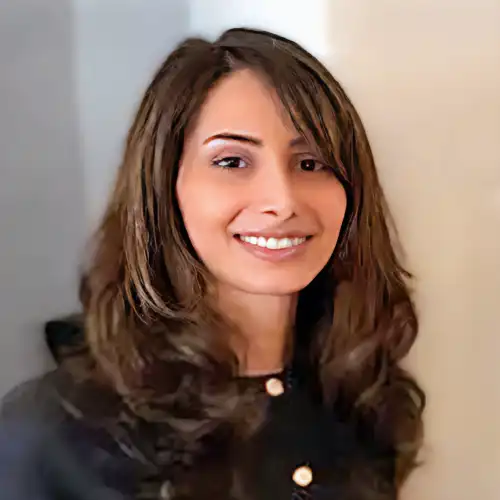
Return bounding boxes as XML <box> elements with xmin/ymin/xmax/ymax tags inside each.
<box><xmin>300</xmin><ymin>159</ymin><xmax>319</xmax><ymax>172</ymax></box>
<box><xmin>213</xmin><ymin>156</ymin><xmax>247</xmax><ymax>169</ymax></box>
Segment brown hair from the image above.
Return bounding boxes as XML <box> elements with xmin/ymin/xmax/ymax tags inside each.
<box><xmin>80</xmin><ymin>28</ymin><xmax>425</xmax><ymax>498</ymax></box>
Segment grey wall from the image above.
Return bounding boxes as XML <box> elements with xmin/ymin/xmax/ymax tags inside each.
<box><xmin>0</xmin><ymin>0</ymin><xmax>83</xmax><ymax>396</ymax></box>
<box><xmin>74</xmin><ymin>0</ymin><xmax>189</xmax><ymax>228</ymax></box>
<box><xmin>0</xmin><ymin>0</ymin><xmax>189</xmax><ymax>397</ymax></box>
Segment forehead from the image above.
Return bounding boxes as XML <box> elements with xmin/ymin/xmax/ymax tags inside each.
<box><xmin>188</xmin><ymin>69</ymin><xmax>299</xmax><ymax>143</ymax></box>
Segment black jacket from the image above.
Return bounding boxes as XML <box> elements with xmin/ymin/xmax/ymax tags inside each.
<box><xmin>0</xmin><ymin>370</ymin><xmax>395</xmax><ymax>500</ymax></box>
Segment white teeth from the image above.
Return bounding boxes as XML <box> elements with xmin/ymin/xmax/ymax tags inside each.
<box><xmin>267</xmin><ymin>238</ymin><xmax>278</xmax><ymax>249</ymax></box>
<box><xmin>239</xmin><ymin>235</ymin><xmax>307</xmax><ymax>249</ymax></box>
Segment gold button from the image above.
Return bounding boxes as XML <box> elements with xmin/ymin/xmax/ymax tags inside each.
<box><xmin>265</xmin><ymin>377</ymin><xmax>284</xmax><ymax>396</ymax></box>
<box><xmin>292</xmin><ymin>465</ymin><xmax>313</xmax><ymax>487</ymax></box>
<box><xmin>160</xmin><ymin>480</ymin><xmax>173</xmax><ymax>499</ymax></box>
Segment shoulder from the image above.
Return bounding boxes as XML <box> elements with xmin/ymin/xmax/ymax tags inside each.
<box><xmin>1</xmin><ymin>372</ymin><xmax>64</xmax><ymax>423</ymax></box>
<box><xmin>0</xmin><ymin>371</ymin><xmax>143</xmax><ymax>499</ymax></box>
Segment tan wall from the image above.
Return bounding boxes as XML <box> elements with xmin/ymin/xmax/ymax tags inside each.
<box><xmin>325</xmin><ymin>2</ymin><xmax>500</xmax><ymax>498</ymax></box>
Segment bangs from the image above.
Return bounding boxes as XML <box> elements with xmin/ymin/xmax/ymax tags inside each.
<box><xmin>271</xmin><ymin>66</ymin><xmax>352</xmax><ymax>188</ymax></box>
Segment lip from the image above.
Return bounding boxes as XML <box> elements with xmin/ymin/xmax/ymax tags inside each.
<box><xmin>234</xmin><ymin>235</ymin><xmax>311</xmax><ymax>263</ymax></box>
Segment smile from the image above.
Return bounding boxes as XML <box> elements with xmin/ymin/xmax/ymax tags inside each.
<box><xmin>237</xmin><ymin>235</ymin><xmax>307</xmax><ymax>250</ymax></box>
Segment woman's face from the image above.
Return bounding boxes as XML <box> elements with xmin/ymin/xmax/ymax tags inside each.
<box><xmin>177</xmin><ymin>69</ymin><xmax>347</xmax><ymax>296</ymax></box>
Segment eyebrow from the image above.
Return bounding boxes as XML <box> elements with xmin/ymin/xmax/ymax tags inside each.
<box><xmin>203</xmin><ymin>133</ymin><xmax>306</xmax><ymax>148</ymax></box>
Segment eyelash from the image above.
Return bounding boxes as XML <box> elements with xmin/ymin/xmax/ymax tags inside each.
<box><xmin>212</xmin><ymin>156</ymin><xmax>248</xmax><ymax>170</ymax></box>
<box><xmin>212</xmin><ymin>155</ymin><xmax>330</xmax><ymax>173</ymax></box>
<box><xmin>296</xmin><ymin>157</ymin><xmax>329</xmax><ymax>173</ymax></box>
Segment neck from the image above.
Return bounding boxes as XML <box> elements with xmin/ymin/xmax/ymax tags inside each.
<box><xmin>216</xmin><ymin>285</ymin><xmax>297</xmax><ymax>376</ymax></box>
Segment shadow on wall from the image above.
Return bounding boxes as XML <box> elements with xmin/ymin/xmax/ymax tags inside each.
<box><xmin>0</xmin><ymin>0</ymin><xmax>85</xmax><ymax>397</ymax></box>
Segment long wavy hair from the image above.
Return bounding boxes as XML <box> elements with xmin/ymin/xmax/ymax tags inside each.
<box><xmin>80</xmin><ymin>28</ymin><xmax>425</xmax><ymax>499</ymax></box>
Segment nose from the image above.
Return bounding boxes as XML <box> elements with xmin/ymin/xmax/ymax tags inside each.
<box><xmin>255</xmin><ymin>162</ymin><xmax>297</xmax><ymax>220</ymax></box>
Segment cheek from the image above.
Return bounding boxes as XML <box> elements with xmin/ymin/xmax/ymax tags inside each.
<box><xmin>177</xmin><ymin>174</ymin><xmax>239</xmax><ymax>251</ymax></box>
<box><xmin>316</xmin><ymin>183</ymin><xmax>348</xmax><ymax>238</ymax></box>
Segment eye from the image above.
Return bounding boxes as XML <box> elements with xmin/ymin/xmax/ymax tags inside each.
<box><xmin>212</xmin><ymin>156</ymin><xmax>248</xmax><ymax>169</ymax></box>
<box><xmin>298</xmin><ymin>158</ymin><xmax>326</xmax><ymax>172</ymax></box>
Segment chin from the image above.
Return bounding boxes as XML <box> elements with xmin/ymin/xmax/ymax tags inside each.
<box><xmin>232</xmin><ymin>274</ymin><xmax>317</xmax><ymax>296</ymax></box>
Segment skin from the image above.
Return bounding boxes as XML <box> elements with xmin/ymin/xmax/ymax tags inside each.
<box><xmin>177</xmin><ymin>69</ymin><xmax>347</xmax><ymax>374</ymax></box>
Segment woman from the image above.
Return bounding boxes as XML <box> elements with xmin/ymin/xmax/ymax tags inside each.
<box><xmin>0</xmin><ymin>28</ymin><xmax>424</xmax><ymax>499</ymax></box>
